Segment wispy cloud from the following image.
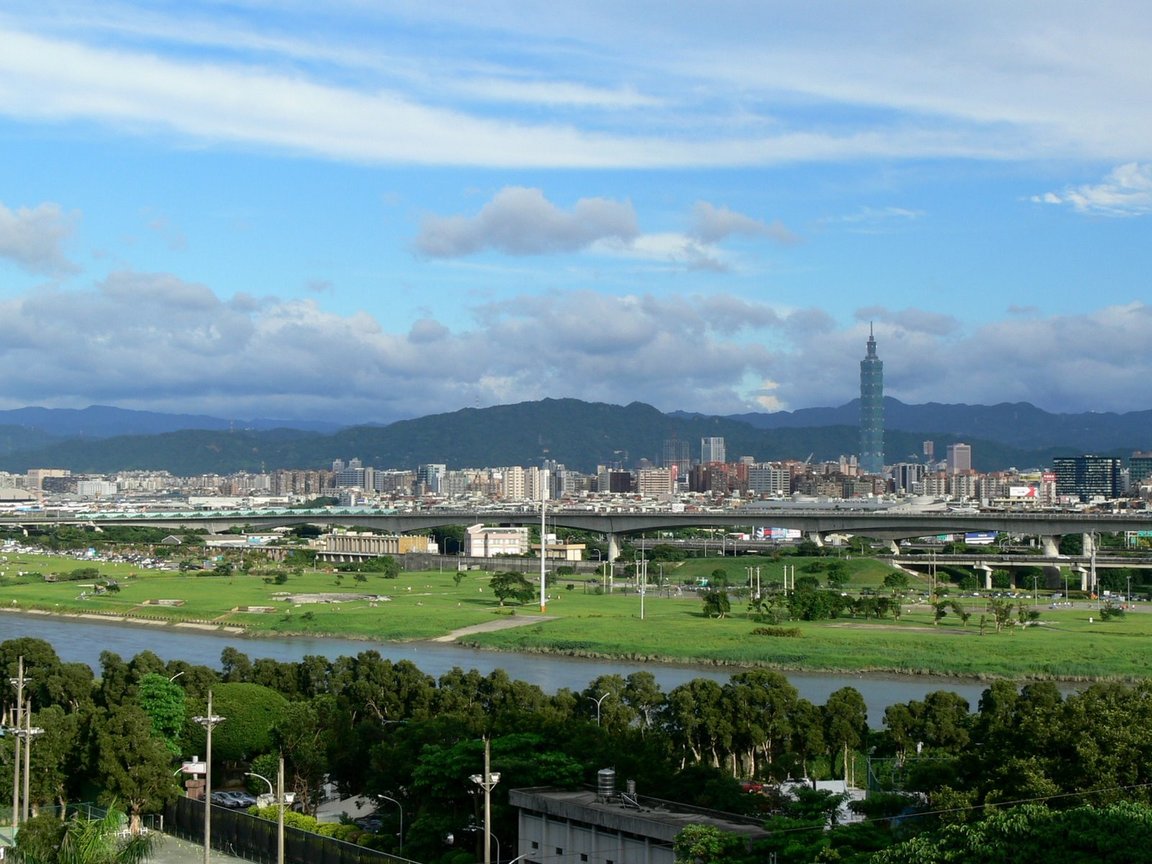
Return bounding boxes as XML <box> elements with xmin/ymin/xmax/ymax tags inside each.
<box><xmin>1032</xmin><ymin>163</ymin><xmax>1152</xmax><ymax>216</ymax></box>
<box><xmin>2</xmin><ymin>3</ymin><xmax>1150</xmax><ymax>167</ymax></box>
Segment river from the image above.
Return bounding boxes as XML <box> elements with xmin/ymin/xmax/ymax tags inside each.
<box><xmin>0</xmin><ymin>611</ymin><xmax>1037</xmax><ymax>725</ymax></box>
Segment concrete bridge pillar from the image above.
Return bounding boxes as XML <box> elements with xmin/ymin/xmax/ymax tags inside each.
<box><xmin>1072</xmin><ymin>564</ymin><xmax>1088</xmax><ymax>592</ymax></box>
<box><xmin>976</xmin><ymin>561</ymin><xmax>994</xmax><ymax>590</ymax></box>
<box><xmin>1041</xmin><ymin>535</ymin><xmax>1061</xmax><ymax>558</ymax></box>
<box><xmin>887</xmin><ymin>540</ymin><xmax>900</xmax><ymax>555</ymax></box>
<box><xmin>606</xmin><ymin>533</ymin><xmax>620</xmax><ymax>593</ymax></box>
<box><xmin>806</xmin><ymin>532</ymin><xmax>825</xmax><ymax>547</ymax></box>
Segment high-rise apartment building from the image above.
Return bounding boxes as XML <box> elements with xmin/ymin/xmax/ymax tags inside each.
<box><xmin>947</xmin><ymin>443</ymin><xmax>972</xmax><ymax>474</ymax></box>
<box><xmin>1052</xmin><ymin>456</ymin><xmax>1122</xmax><ymax>501</ymax></box>
<box><xmin>1129</xmin><ymin>452</ymin><xmax>1152</xmax><ymax>490</ymax></box>
<box><xmin>663</xmin><ymin>438</ymin><xmax>691</xmax><ymax>478</ymax></box>
<box><xmin>700</xmin><ymin>436</ymin><xmax>726</xmax><ymax>465</ymax></box>
<box><xmin>859</xmin><ymin>325</ymin><xmax>884</xmax><ymax>475</ymax></box>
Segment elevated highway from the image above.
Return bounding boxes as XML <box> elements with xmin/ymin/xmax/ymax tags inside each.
<box><xmin>5</xmin><ymin>505</ymin><xmax>1151</xmax><ymax>548</ymax></box>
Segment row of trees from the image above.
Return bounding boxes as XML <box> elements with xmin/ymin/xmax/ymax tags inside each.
<box><xmin>4</xmin><ymin>635</ymin><xmax>1152</xmax><ymax>863</ymax></box>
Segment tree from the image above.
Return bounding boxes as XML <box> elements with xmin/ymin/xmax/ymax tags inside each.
<box><xmin>989</xmin><ymin>598</ymin><xmax>1014</xmax><ymax>632</ymax></box>
<box><xmin>883</xmin><ymin>571</ymin><xmax>909</xmax><ymax>591</ymax></box>
<box><xmin>701</xmin><ymin>590</ymin><xmax>731</xmax><ymax>619</ymax></box>
<box><xmin>186</xmin><ymin>682</ymin><xmax>289</xmax><ymax>764</ymax></box>
<box><xmin>15</xmin><ymin>806</ymin><xmax>155</xmax><ymax>864</ymax></box>
<box><xmin>96</xmin><ymin>705</ymin><xmax>181</xmax><ymax>833</ymax></box>
<box><xmin>136</xmin><ymin>672</ymin><xmax>185</xmax><ymax>756</ymax></box>
<box><xmin>674</xmin><ymin>824</ymin><xmax>747</xmax><ymax>864</ymax></box>
<box><xmin>826</xmin><ymin>559</ymin><xmax>849</xmax><ymax>589</ymax></box>
<box><xmin>823</xmin><ymin>687</ymin><xmax>868</xmax><ymax>780</ymax></box>
<box><xmin>709</xmin><ymin>568</ymin><xmax>731</xmax><ymax>588</ymax></box>
<box><xmin>489</xmin><ymin>571</ymin><xmax>534</xmax><ymax>606</ymax></box>
<box><xmin>874</xmin><ymin>801</ymin><xmax>1152</xmax><ymax>864</ymax></box>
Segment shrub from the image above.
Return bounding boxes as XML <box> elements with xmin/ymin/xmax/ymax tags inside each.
<box><xmin>751</xmin><ymin>626</ymin><xmax>803</xmax><ymax>638</ymax></box>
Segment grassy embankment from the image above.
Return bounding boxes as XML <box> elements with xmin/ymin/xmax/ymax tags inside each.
<box><xmin>0</xmin><ymin>551</ymin><xmax>1148</xmax><ymax>680</ymax></box>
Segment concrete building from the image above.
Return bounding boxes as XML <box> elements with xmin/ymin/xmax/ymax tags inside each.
<box><xmin>319</xmin><ymin>532</ymin><xmax>435</xmax><ymax>562</ymax></box>
<box><xmin>465</xmin><ymin>523</ymin><xmax>530</xmax><ymax>557</ymax></box>
<box><xmin>700</xmin><ymin>437</ymin><xmax>726</xmax><ymax>466</ymax></box>
<box><xmin>746</xmin><ymin>463</ymin><xmax>791</xmax><ymax>496</ymax></box>
<box><xmin>635</xmin><ymin>468</ymin><xmax>675</xmax><ymax>497</ymax></box>
<box><xmin>859</xmin><ymin>324</ymin><xmax>884</xmax><ymax>475</ymax></box>
<box><xmin>947</xmin><ymin>443</ymin><xmax>972</xmax><ymax>474</ymax></box>
<box><xmin>510</xmin><ymin>783</ymin><xmax>768</xmax><ymax>864</ymax></box>
<box><xmin>1053</xmin><ymin>456</ymin><xmax>1122</xmax><ymax>502</ymax></box>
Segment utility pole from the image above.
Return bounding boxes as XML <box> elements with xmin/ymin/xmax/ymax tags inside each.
<box><xmin>9</xmin><ymin>656</ymin><xmax>24</xmax><ymax>827</ymax></box>
<box><xmin>470</xmin><ymin>739</ymin><xmax>500</xmax><ymax>864</ymax></box>
<box><xmin>194</xmin><ymin>691</ymin><xmax>225</xmax><ymax>864</ymax></box>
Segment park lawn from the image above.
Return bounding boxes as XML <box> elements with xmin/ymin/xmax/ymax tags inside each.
<box><xmin>3</xmin><ymin>551</ymin><xmax>1152</xmax><ymax>679</ymax></box>
<box><xmin>466</xmin><ymin>591</ymin><xmax>1152</xmax><ymax>680</ymax></box>
<box><xmin>0</xmin><ymin>559</ymin><xmax>505</xmax><ymax>639</ymax></box>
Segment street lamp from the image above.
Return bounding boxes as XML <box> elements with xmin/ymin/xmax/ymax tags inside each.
<box><xmin>588</xmin><ymin>691</ymin><xmax>609</xmax><ymax>727</ymax></box>
<box><xmin>246</xmin><ymin>755</ymin><xmax>295</xmax><ymax>864</ymax></box>
<box><xmin>375</xmin><ymin>794</ymin><xmax>404</xmax><ymax>857</ymax></box>
<box><xmin>193</xmin><ymin>691</ymin><xmax>225</xmax><ymax>864</ymax></box>
<box><xmin>469</xmin><ymin>738</ymin><xmax>500</xmax><ymax>864</ymax></box>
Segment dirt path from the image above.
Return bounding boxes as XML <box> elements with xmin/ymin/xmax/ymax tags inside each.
<box><xmin>432</xmin><ymin>614</ymin><xmax>554</xmax><ymax>642</ymax></box>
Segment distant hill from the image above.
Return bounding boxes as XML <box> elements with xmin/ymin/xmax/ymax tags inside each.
<box><xmin>718</xmin><ymin>398</ymin><xmax>1152</xmax><ymax>452</ymax></box>
<box><xmin>0</xmin><ymin>405</ymin><xmax>344</xmax><ymax>439</ymax></box>
<box><xmin>0</xmin><ymin>397</ymin><xmax>1128</xmax><ymax>476</ymax></box>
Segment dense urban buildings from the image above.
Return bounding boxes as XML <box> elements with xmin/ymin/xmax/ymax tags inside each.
<box><xmin>858</xmin><ymin>325</ymin><xmax>884</xmax><ymax>476</ymax></box>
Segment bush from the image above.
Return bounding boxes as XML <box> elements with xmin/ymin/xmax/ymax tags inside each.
<box><xmin>751</xmin><ymin>626</ymin><xmax>803</xmax><ymax>638</ymax></box>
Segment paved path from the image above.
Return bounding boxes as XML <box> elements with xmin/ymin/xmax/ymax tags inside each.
<box><xmin>146</xmin><ymin>834</ymin><xmax>246</xmax><ymax>863</ymax></box>
<box><xmin>431</xmin><ymin>614</ymin><xmax>554</xmax><ymax>642</ymax></box>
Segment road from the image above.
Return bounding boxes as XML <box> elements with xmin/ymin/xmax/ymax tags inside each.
<box><xmin>146</xmin><ymin>834</ymin><xmax>246</xmax><ymax>864</ymax></box>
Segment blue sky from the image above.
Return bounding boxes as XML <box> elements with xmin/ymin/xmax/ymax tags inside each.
<box><xmin>0</xmin><ymin>1</ymin><xmax>1150</xmax><ymax>425</ymax></box>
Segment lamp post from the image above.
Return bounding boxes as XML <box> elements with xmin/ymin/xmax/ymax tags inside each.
<box><xmin>469</xmin><ymin>738</ymin><xmax>500</xmax><ymax>864</ymax></box>
<box><xmin>193</xmin><ymin>691</ymin><xmax>225</xmax><ymax>864</ymax></box>
<box><xmin>246</xmin><ymin>755</ymin><xmax>295</xmax><ymax>864</ymax></box>
<box><xmin>375</xmin><ymin>794</ymin><xmax>404</xmax><ymax>858</ymax></box>
<box><xmin>589</xmin><ymin>691</ymin><xmax>609</xmax><ymax>727</ymax></box>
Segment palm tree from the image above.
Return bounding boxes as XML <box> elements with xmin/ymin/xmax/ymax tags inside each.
<box><xmin>15</xmin><ymin>806</ymin><xmax>155</xmax><ymax>864</ymax></box>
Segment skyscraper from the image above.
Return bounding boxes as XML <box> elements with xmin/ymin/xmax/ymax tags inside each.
<box><xmin>700</xmin><ymin>436</ymin><xmax>726</xmax><ymax>465</ymax></box>
<box><xmin>859</xmin><ymin>325</ymin><xmax>884</xmax><ymax>475</ymax></box>
<box><xmin>947</xmin><ymin>443</ymin><xmax>972</xmax><ymax>474</ymax></box>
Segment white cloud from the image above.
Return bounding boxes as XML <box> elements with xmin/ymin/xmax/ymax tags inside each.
<box><xmin>3</xmin><ymin>4</ymin><xmax>1151</xmax><ymax>167</ymax></box>
<box><xmin>1032</xmin><ymin>163</ymin><xmax>1152</xmax><ymax>216</ymax></box>
<box><xmin>0</xmin><ymin>201</ymin><xmax>78</xmax><ymax>275</ymax></box>
<box><xmin>691</xmin><ymin>202</ymin><xmax>800</xmax><ymax>245</ymax></box>
<box><xmin>0</xmin><ymin>270</ymin><xmax>1149</xmax><ymax>423</ymax></box>
<box><xmin>414</xmin><ymin>187</ymin><xmax>638</xmax><ymax>257</ymax></box>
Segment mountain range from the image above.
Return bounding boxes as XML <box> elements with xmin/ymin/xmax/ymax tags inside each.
<box><xmin>0</xmin><ymin>398</ymin><xmax>1144</xmax><ymax>477</ymax></box>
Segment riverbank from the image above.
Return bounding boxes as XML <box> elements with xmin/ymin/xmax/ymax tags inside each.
<box><xmin>2</xmin><ymin>559</ymin><xmax>1148</xmax><ymax>681</ymax></box>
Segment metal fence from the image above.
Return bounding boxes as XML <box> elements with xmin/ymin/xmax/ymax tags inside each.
<box><xmin>163</xmin><ymin>797</ymin><xmax>416</xmax><ymax>864</ymax></box>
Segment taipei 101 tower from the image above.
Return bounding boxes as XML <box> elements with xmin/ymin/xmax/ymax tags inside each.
<box><xmin>859</xmin><ymin>324</ymin><xmax>884</xmax><ymax>475</ymax></box>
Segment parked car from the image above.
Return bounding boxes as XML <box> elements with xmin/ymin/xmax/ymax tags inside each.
<box><xmin>210</xmin><ymin>791</ymin><xmax>249</xmax><ymax>808</ymax></box>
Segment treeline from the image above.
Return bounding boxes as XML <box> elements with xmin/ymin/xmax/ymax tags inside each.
<box><xmin>4</xmin><ymin>637</ymin><xmax>1152</xmax><ymax>863</ymax></box>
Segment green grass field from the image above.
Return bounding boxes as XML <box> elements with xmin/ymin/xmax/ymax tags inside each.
<box><xmin>1</xmin><ymin>551</ymin><xmax>1149</xmax><ymax>680</ymax></box>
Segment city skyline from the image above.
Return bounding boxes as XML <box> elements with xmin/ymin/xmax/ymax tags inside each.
<box><xmin>0</xmin><ymin>3</ymin><xmax>1151</xmax><ymax>424</ymax></box>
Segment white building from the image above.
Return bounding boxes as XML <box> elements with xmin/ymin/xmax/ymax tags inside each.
<box><xmin>465</xmin><ymin>523</ymin><xmax>530</xmax><ymax>557</ymax></box>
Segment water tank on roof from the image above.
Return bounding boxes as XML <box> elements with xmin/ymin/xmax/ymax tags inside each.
<box><xmin>597</xmin><ymin>768</ymin><xmax>616</xmax><ymax>801</ymax></box>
